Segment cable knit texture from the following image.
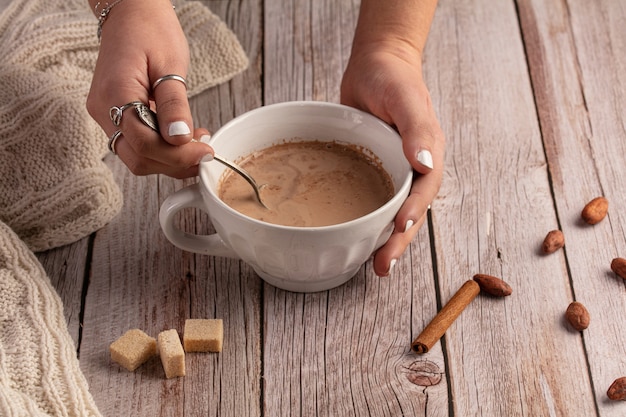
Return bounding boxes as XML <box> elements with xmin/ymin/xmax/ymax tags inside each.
<box><xmin>0</xmin><ymin>0</ymin><xmax>248</xmax><ymax>252</ymax></box>
<box><xmin>0</xmin><ymin>0</ymin><xmax>248</xmax><ymax>415</ymax></box>
<box><xmin>0</xmin><ymin>221</ymin><xmax>101</xmax><ymax>416</ymax></box>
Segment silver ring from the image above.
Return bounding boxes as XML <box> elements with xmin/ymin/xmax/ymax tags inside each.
<box><xmin>109</xmin><ymin>101</ymin><xmax>144</xmax><ymax>126</ymax></box>
<box><xmin>108</xmin><ymin>130</ymin><xmax>123</xmax><ymax>154</ymax></box>
<box><xmin>152</xmin><ymin>74</ymin><xmax>187</xmax><ymax>91</ymax></box>
<box><xmin>134</xmin><ymin>103</ymin><xmax>159</xmax><ymax>132</ymax></box>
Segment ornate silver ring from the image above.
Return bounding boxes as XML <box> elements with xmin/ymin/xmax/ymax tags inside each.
<box><xmin>152</xmin><ymin>74</ymin><xmax>187</xmax><ymax>91</ymax></box>
<box><xmin>134</xmin><ymin>103</ymin><xmax>160</xmax><ymax>132</ymax></box>
<box><xmin>109</xmin><ymin>101</ymin><xmax>143</xmax><ymax>126</ymax></box>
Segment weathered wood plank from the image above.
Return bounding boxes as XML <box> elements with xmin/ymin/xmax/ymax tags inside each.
<box><xmin>182</xmin><ymin>3</ymin><xmax>265</xmax><ymax>413</ymax></box>
<box><xmin>263</xmin><ymin>0</ymin><xmax>352</xmax><ymax>104</ymax></box>
<box><xmin>519</xmin><ymin>0</ymin><xmax>626</xmax><ymax>414</ymax></box>
<box><xmin>36</xmin><ymin>238</ymin><xmax>90</xmax><ymax>346</ymax></box>
<box><xmin>424</xmin><ymin>0</ymin><xmax>596</xmax><ymax>415</ymax></box>
<box><xmin>261</xmin><ymin>1</ymin><xmax>446</xmax><ymax>416</ymax></box>
<box><xmin>77</xmin><ymin>1</ymin><xmax>264</xmax><ymax>416</ymax></box>
<box><xmin>263</xmin><ymin>230</ymin><xmax>446</xmax><ymax>417</ymax></box>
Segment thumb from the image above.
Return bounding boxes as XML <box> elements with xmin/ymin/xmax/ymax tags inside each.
<box><xmin>396</xmin><ymin>93</ymin><xmax>439</xmax><ymax>176</ymax></box>
<box><xmin>152</xmin><ymin>74</ymin><xmax>193</xmax><ymax>145</ymax></box>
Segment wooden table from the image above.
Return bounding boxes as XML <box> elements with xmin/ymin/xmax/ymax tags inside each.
<box><xmin>37</xmin><ymin>0</ymin><xmax>626</xmax><ymax>415</ymax></box>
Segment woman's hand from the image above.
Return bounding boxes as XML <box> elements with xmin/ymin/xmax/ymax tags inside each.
<box><xmin>341</xmin><ymin>42</ymin><xmax>445</xmax><ymax>277</ymax></box>
<box><xmin>86</xmin><ymin>0</ymin><xmax>213</xmax><ymax>178</ymax></box>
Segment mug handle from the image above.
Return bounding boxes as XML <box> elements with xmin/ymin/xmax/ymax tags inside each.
<box><xmin>159</xmin><ymin>183</ymin><xmax>238</xmax><ymax>258</ymax></box>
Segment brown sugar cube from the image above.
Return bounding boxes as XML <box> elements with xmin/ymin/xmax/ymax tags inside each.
<box><xmin>158</xmin><ymin>329</ymin><xmax>186</xmax><ymax>378</ymax></box>
<box><xmin>183</xmin><ymin>319</ymin><xmax>223</xmax><ymax>352</ymax></box>
<box><xmin>109</xmin><ymin>329</ymin><xmax>157</xmax><ymax>372</ymax></box>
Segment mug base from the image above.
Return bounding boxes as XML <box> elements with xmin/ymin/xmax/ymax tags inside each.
<box><xmin>254</xmin><ymin>268</ymin><xmax>359</xmax><ymax>293</ymax></box>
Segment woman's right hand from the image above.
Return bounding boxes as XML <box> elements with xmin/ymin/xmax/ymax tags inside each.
<box><xmin>86</xmin><ymin>0</ymin><xmax>213</xmax><ymax>178</ymax></box>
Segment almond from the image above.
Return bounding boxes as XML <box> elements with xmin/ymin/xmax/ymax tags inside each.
<box><xmin>610</xmin><ymin>257</ymin><xmax>626</xmax><ymax>280</ymax></box>
<box><xmin>581</xmin><ymin>196</ymin><xmax>609</xmax><ymax>225</ymax></box>
<box><xmin>565</xmin><ymin>301</ymin><xmax>590</xmax><ymax>331</ymax></box>
<box><xmin>542</xmin><ymin>230</ymin><xmax>565</xmax><ymax>254</ymax></box>
<box><xmin>472</xmin><ymin>274</ymin><xmax>512</xmax><ymax>297</ymax></box>
<box><xmin>607</xmin><ymin>377</ymin><xmax>626</xmax><ymax>401</ymax></box>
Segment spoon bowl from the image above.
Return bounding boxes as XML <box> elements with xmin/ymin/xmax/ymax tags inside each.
<box><xmin>212</xmin><ymin>154</ymin><xmax>268</xmax><ymax>208</ymax></box>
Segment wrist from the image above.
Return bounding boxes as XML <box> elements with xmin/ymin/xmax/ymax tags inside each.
<box><xmin>91</xmin><ymin>0</ymin><xmax>176</xmax><ymax>42</ymax></box>
<box><xmin>348</xmin><ymin>36</ymin><xmax>425</xmax><ymax>77</ymax></box>
<box><xmin>352</xmin><ymin>0</ymin><xmax>438</xmax><ymax>58</ymax></box>
<box><xmin>94</xmin><ymin>0</ymin><xmax>129</xmax><ymax>41</ymax></box>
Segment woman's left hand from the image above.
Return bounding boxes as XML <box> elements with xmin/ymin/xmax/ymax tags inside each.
<box><xmin>341</xmin><ymin>43</ymin><xmax>445</xmax><ymax>277</ymax></box>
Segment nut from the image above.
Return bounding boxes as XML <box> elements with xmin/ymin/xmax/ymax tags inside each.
<box><xmin>607</xmin><ymin>377</ymin><xmax>626</xmax><ymax>401</ymax></box>
<box><xmin>542</xmin><ymin>230</ymin><xmax>565</xmax><ymax>254</ymax></box>
<box><xmin>565</xmin><ymin>301</ymin><xmax>590</xmax><ymax>331</ymax></box>
<box><xmin>472</xmin><ymin>274</ymin><xmax>512</xmax><ymax>297</ymax></box>
<box><xmin>610</xmin><ymin>257</ymin><xmax>626</xmax><ymax>280</ymax></box>
<box><xmin>581</xmin><ymin>196</ymin><xmax>609</xmax><ymax>225</ymax></box>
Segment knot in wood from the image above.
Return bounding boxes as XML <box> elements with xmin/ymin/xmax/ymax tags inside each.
<box><xmin>405</xmin><ymin>359</ymin><xmax>443</xmax><ymax>386</ymax></box>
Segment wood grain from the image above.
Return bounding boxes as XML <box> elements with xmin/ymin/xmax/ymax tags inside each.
<box><xmin>425</xmin><ymin>0</ymin><xmax>596</xmax><ymax>415</ymax></box>
<box><xmin>260</xmin><ymin>1</ymin><xmax>445</xmax><ymax>415</ymax></box>
<box><xmin>36</xmin><ymin>238</ymin><xmax>90</xmax><ymax>345</ymax></box>
<box><xmin>520</xmin><ymin>0</ymin><xmax>626</xmax><ymax>415</ymax></box>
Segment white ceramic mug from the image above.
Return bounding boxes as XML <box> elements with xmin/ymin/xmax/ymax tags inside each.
<box><xmin>159</xmin><ymin>101</ymin><xmax>412</xmax><ymax>292</ymax></box>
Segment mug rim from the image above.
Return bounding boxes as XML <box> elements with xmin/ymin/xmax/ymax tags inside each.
<box><xmin>200</xmin><ymin>101</ymin><xmax>413</xmax><ymax>231</ymax></box>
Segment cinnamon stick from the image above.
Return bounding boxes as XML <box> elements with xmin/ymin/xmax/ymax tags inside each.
<box><xmin>411</xmin><ymin>280</ymin><xmax>480</xmax><ymax>354</ymax></box>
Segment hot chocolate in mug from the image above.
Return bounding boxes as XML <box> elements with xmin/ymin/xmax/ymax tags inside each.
<box><xmin>159</xmin><ymin>101</ymin><xmax>412</xmax><ymax>292</ymax></box>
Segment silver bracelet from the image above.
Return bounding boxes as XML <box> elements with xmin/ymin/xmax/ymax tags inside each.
<box><xmin>95</xmin><ymin>1</ymin><xmax>176</xmax><ymax>42</ymax></box>
<box><xmin>95</xmin><ymin>0</ymin><xmax>128</xmax><ymax>42</ymax></box>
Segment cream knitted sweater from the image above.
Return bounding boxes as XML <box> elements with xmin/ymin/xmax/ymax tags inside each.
<box><xmin>0</xmin><ymin>220</ymin><xmax>101</xmax><ymax>416</ymax></box>
<box><xmin>0</xmin><ymin>0</ymin><xmax>248</xmax><ymax>415</ymax></box>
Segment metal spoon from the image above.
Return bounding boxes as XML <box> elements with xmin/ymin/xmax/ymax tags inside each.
<box><xmin>212</xmin><ymin>154</ymin><xmax>268</xmax><ymax>209</ymax></box>
<box><xmin>134</xmin><ymin>104</ymin><xmax>268</xmax><ymax>208</ymax></box>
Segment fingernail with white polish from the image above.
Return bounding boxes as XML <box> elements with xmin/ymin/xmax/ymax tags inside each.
<box><xmin>199</xmin><ymin>134</ymin><xmax>211</xmax><ymax>144</ymax></box>
<box><xmin>387</xmin><ymin>259</ymin><xmax>397</xmax><ymax>276</ymax></box>
<box><xmin>404</xmin><ymin>219</ymin><xmax>414</xmax><ymax>233</ymax></box>
<box><xmin>201</xmin><ymin>153</ymin><xmax>214</xmax><ymax>163</ymax></box>
<box><xmin>416</xmin><ymin>149</ymin><xmax>433</xmax><ymax>170</ymax></box>
<box><xmin>169</xmin><ymin>121</ymin><xmax>191</xmax><ymax>136</ymax></box>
